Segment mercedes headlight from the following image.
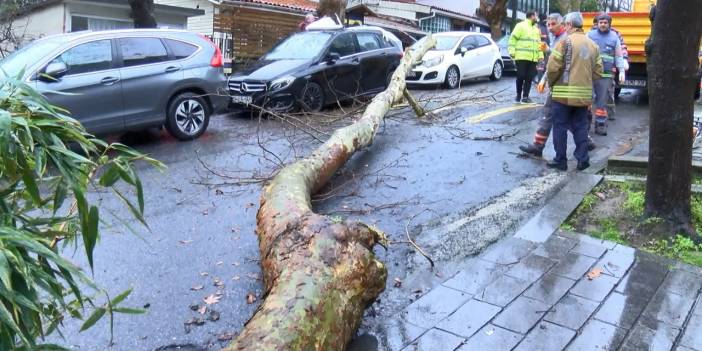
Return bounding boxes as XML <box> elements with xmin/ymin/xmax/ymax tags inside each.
<box><xmin>422</xmin><ymin>55</ymin><xmax>444</xmax><ymax>68</ymax></box>
<box><xmin>269</xmin><ymin>76</ymin><xmax>295</xmax><ymax>91</ymax></box>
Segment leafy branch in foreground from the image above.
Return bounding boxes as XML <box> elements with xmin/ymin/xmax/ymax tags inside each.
<box><xmin>0</xmin><ymin>76</ymin><xmax>164</xmax><ymax>349</ymax></box>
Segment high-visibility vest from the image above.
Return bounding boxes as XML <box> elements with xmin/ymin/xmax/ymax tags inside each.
<box><xmin>508</xmin><ymin>20</ymin><xmax>544</xmax><ymax>62</ymax></box>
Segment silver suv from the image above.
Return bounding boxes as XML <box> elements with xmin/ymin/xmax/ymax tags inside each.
<box><xmin>0</xmin><ymin>29</ymin><xmax>228</xmax><ymax>140</ymax></box>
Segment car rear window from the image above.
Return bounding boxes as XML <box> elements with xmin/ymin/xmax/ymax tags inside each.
<box><xmin>357</xmin><ymin>32</ymin><xmax>381</xmax><ymax>52</ymax></box>
<box><xmin>476</xmin><ymin>36</ymin><xmax>491</xmax><ymax>47</ymax></box>
<box><xmin>119</xmin><ymin>37</ymin><xmax>170</xmax><ymax>67</ymax></box>
<box><xmin>165</xmin><ymin>39</ymin><xmax>198</xmax><ymax>59</ymax></box>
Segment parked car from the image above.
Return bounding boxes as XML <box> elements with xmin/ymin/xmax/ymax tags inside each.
<box><xmin>406</xmin><ymin>32</ymin><xmax>504</xmax><ymax>89</ymax></box>
<box><xmin>0</xmin><ymin>29</ymin><xmax>228</xmax><ymax>140</ymax></box>
<box><xmin>227</xmin><ymin>27</ymin><xmax>403</xmax><ymax>113</ymax></box>
<box><xmin>496</xmin><ymin>35</ymin><xmax>517</xmax><ymax>73</ymax></box>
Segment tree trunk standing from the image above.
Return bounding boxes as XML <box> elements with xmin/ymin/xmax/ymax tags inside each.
<box><xmin>479</xmin><ymin>0</ymin><xmax>509</xmax><ymax>41</ymax></box>
<box><xmin>317</xmin><ymin>0</ymin><xmax>348</xmax><ymax>23</ymax></box>
<box><xmin>225</xmin><ymin>37</ymin><xmax>436</xmax><ymax>351</ymax></box>
<box><xmin>128</xmin><ymin>0</ymin><xmax>157</xmax><ymax>28</ymax></box>
<box><xmin>645</xmin><ymin>1</ymin><xmax>702</xmax><ymax>237</ymax></box>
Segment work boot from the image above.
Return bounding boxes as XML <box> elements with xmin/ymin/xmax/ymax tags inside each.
<box><xmin>588</xmin><ymin>138</ymin><xmax>596</xmax><ymax>151</ymax></box>
<box><xmin>577</xmin><ymin>160</ymin><xmax>590</xmax><ymax>171</ymax></box>
<box><xmin>547</xmin><ymin>160</ymin><xmax>567</xmax><ymax>171</ymax></box>
<box><xmin>519</xmin><ymin>143</ymin><xmax>544</xmax><ymax>157</ymax></box>
<box><xmin>521</xmin><ymin>97</ymin><xmax>534</xmax><ymax>104</ymax></box>
<box><xmin>515</xmin><ymin>95</ymin><xmax>522</xmax><ymax>103</ymax></box>
<box><xmin>595</xmin><ymin>122</ymin><xmax>607</xmax><ymax>136</ymax></box>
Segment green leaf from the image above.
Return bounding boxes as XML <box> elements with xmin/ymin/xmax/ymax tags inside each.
<box><xmin>82</xmin><ymin>206</ymin><xmax>99</xmax><ymax>271</ymax></box>
<box><xmin>52</xmin><ymin>180</ymin><xmax>67</xmax><ymax>214</ymax></box>
<box><xmin>79</xmin><ymin>307</ymin><xmax>106</xmax><ymax>332</ymax></box>
<box><xmin>111</xmin><ymin>307</ymin><xmax>146</xmax><ymax>315</ymax></box>
<box><xmin>135</xmin><ymin>177</ymin><xmax>144</xmax><ymax>214</ymax></box>
<box><xmin>110</xmin><ymin>288</ymin><xmax>133</xmax><ymax>306</ymax></box>
<box><xmin>35</xmin><ymin>344</ymin><xmax>70</xmax><ymax>351</ymax></box>
<box><xmin>98</xmin><ymin>165</ymin><xmax>121</xmax><ymax>187</ymax></box>
<box><xmin>112</xmin><ymin>188</ymin><xmax>147</xmax><ymax>227</ymax></box>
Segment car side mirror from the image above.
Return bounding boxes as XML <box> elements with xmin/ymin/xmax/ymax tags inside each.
<box><xmin>41</xmin><ymin>62</ymin><xmax>68</xmax><ymax>81</ymax></box>
<box><xmin>326</xmin><ymin>52</ymin><xmax>341</xmax><ymax>64</ymax></box>
<box><xmin>459</xmin><ymin>47</ymin><xmax>470</xmax><ymax>56</ymax></box>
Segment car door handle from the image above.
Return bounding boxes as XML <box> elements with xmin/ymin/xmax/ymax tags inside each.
<box><xmin>351</xmin><ymin>57</ymin><xmax>360</xmax><ymax>63</ymax></box>
<box><xmin>165</xmin><ymin>66</ymin><xmax>180</xmax><ymax>73</ymax></box>
<box><xmin>101</xmin><ymin>77</ymin><xmax>120</xmax><ymax>85</ymax></box>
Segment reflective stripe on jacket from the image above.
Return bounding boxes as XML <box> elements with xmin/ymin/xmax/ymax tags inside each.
<box><xmin>547</xmin><ymin>29</ymin><xmax>604</xmax><ymax>107</ymax></box>
<box><xmin>508</xmin><ymin>19</ymin><xmax>544</xmax><ymax>62</ymax></box>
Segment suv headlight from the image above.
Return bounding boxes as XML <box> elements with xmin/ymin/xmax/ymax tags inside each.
<box><xmin>269</xmin><ymin>76</ymin><xmax>295</xmax><ymax>91</ymax></box>
<box><xmin>422</xmin><ymin>55</ymin><xmax>444</xmax><ymax>68</ymax></box>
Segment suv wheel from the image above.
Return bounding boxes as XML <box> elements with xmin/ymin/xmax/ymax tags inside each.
<box><xmin>445</xmin><ymin>65</ymin><xmax>460</xmax><ymax>89</ymax></box>
<box><xmin>300</xmin><ymin>81</ymin><xmax>324</xmax><ymax>112</ymax></box>
<box><xmin>166</xmin><ymin>92</ymin><xmax>210</xmax><ymax>141</ymax></box>
<box><xmin>490</xmin><ymin>61</ymin><xmax>503</xmax><ymax>81</ymax></box>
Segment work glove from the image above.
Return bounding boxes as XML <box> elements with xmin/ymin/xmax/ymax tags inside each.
<box><xmin>618</xmin><ymin>71</ymin><xmax>626</xmax><ymax>83</ymax></box>
<box><xmin>539</xmin><ymin>42</ymin><xmax>548</xmax><ymax>52</ymax></box>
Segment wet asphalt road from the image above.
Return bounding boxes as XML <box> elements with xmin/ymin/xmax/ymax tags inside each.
<box><xmin>54</xmin><ymin>76</ymin><xmax>650</xmax><ymax>350</ymax></box>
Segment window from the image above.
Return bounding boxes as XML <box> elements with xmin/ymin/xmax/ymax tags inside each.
<box><xmin>70</xmin><ymin>16</ymin><xmax>133</xmax><ymax>32</ymax></box>
<box><xmin>328</xmin><ymin>33</ymin><xmax>356</xmax><ymax>57</ymax></box>
<box><xmin>420</xmin><ymin>16</ymin><xmax>451</xmax><ymax>33</ymax></box>
<box><xmin>475</xmin><ymin>36</ymin><xmax>491</xmax><ymax>47</ymax></box>
<box><xmin>50</xmin><ymin>39</ymin><xmax>113</xmax><ymax>75</ymax></box>
<box><xmin>356</xmin><ymin>33</ymin><xmax>380</xmax><ymax>52</ymax></box>
<box><xmin>165</xmin><ymin>39</ymin><xmax>198</xmax><ymax>59</ymax></box>
<box><xmin>264</xmin><ymin>32</ymin><xmax>332</xmax><ymax>60</ymax></box>
<box><xmin>119</xmin><ymin>38</ymin><xmax>169</xmax><ymax>67</ymax></box>
<box><xmin>460</xmin><ymin>36</ymin><xmax>479</xmax><ymax>50</ymax></box>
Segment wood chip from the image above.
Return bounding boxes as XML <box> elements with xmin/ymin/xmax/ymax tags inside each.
<box><xmin>587</xmin><ymin>267</ymin><xmax>603</xmax><ymax>280</ymax></box>
<box><xmin>246</xmin><ymin>293</ymin><xmax>257</xmax><ymax>304</ymax></box>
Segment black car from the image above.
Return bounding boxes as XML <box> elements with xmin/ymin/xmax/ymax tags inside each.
<box><xmin>228</xmin><ymin>28</ymin><xmax>402</xmax><ymax>113</ymax></box>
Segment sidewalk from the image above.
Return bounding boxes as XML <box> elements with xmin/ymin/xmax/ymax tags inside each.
<box><xmin>386</xmin><ymin>175</ymin><xmax>702</xmax><ymax>351</ymax></box>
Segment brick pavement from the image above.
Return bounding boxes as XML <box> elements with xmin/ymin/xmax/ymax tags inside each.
<box><xmin>394</xmin><ymin>231</ymin><xmax>702</xmax><ymax>351</ymax></box>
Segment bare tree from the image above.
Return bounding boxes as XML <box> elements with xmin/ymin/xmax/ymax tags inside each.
<box><xmin>0</xmin><ymin>0</ymin><xmax>30</xmax><ymax>58</ymax></box>
<box><xmin>645</xmin><ymin>2</ymin><xmax>702</xmax><ymax>237</ymax></box>
<box><xmin>479</xmin><ymin>0</ymin><xmax>510</xmax><ymax>41</ymax></box>
<box><xmin>128</xmin><ymin>0</ymin><xmax>158</xmax><ymax>28</ymax></box>
<box><xmin>317</xmin><ymin>0</ymin><xmax>347</xmax><ymax>23</ymax></box>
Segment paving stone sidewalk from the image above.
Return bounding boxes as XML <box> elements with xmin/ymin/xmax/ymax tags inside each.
<box><xmin>390</xmin><ymin>231</ymin><xmax>702</xmax><ymax>350</ymax></box>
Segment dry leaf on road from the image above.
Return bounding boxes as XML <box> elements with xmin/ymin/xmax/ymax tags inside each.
<box><xmin>393</xmin><ymin>278</ymin><xmax>402</xmax><ymax>288</ymax></box>
<box><xmin>203</xmin><ymin>294</ymin><xmax>221</xmax><ymax>305</ymax></box>
<box><xmin>246</xmin><ymin>293</ymin><xmax>257</xmax><ymax>304</ymax></box>
<box><xmin>198</xmin><ymin>305</ymin><xmax>207</xmax><ymax>315</ymax></box>
<box><xmin>587</xmin><ymin>267</ymin><xmax>603</xmax><ymax>280</ymax></box>
<box><xmin>595</xmin><ymin>192</ymin><xmax>606</xmax><ymax>200</ymax></box>
<box><xmin>232</xmin><ymin>275</ymin><xmax>240</xmax><ymax>281</ymax></box>
<box><xmin>190</xmin><ymin>285</ymin><xmax>204</xmax><ymax>291</ymax></box>
<box><xmin>178</xmin><ymin>239</ymin><xmax>193</xmax><ymax>245</ymax></box>
<box><xmin>217</xmin><ymin>332</ymin><xmax>234</xmax><ymax>341</ymax></box>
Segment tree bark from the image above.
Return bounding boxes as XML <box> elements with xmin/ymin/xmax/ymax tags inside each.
<box><xmin>128</xmin><ymin>0</ymin><xmax>157</xmax><ymax>28</ymax></box>
<box><xmin>645</xmin><ymin>1</ymin><xmax>702</xmax><ymax>237</ymax></box>
<box><xmin>403</xmin><ymin>88</ymin><xmax>426</xmax><ymax>118</ymax></box>
<box><xmin>479</xmin><ymin>0</ymin><xmax>509</xmax><ymax>41</ymax></box>
<box><xmin>224</xmin><ymin>37</ymin><xmax>437</xmax><ymax>351</ymax></box>
<box><xmin>317</xmin><ymin>0</ymin><xmax>347</xmax><ymax>23</ymax></box>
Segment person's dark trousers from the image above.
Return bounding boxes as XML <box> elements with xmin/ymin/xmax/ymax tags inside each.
<box><xmin>551</xmin><ymin>101</ymin><xmax>590</xmax><ymax>165</ymax></box>
<box><xmin>515</xmin><ymin>60</ymin><xmax>538</xmax><ymax>98</ymax></box>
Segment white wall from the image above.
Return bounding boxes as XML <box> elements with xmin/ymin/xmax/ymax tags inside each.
<box><xmin>154</xmin><ymin>0</ymin><xmax>213</xmax><ymax>34</ymax></box>
<box><xmin>10</xmin><ymin>4</ymin><xmax>66</xmax><ymax>43</ymax></box>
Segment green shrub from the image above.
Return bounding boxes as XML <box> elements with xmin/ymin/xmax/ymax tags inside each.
<box><xmin>0</xmin><ymin>76</ymin><xmax>163</xmax><ymax>349</ymax></box>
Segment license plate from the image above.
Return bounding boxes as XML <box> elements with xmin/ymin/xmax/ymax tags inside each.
<box><xmin>231</xmin><ymin>95</ymin><xmax>252</xmax><ymax>105</ymax></box>
<box><xmin>623</xmin><ymin>79</ymin><xmax>646</xmax><ymax>87</ymax></box>
<box><xmin>406</xmin><ymin>71</ymin><xmax>418</xmax><ymax>78</ymax></box>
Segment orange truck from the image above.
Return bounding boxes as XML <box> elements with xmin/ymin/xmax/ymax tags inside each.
<box><xmin>584</xmin><ymin>0</ymin><xmax>701</xmax><ymax>99</ymax></box>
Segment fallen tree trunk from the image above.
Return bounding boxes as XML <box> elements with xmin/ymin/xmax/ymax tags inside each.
<box><xmin>226</xmin><ymin>38</ymin><xmax>436</xmax><ymax>351</ymax></box>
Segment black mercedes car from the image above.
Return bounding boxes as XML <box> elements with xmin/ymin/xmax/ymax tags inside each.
<box><xmin>228</xmin><ymin>28</ymin><xmax>402</xmax><ymax>113</ymax></box>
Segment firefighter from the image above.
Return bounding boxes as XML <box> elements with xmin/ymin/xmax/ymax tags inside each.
<box><xmin>509</xmin><ymin>10</ymin><xmax>544</xmax><ymax>103</ymax></box>
<box><xmin>587</xmin><ymin>13</ymin><xmax>627</xmax><ymax>135</ymax></box>
<box><xmin>546</xmin><ymin>12</ymin><xmax>603</xmax><ymax>171</ymax></box>
<box><xmin>518</xmin><ymin>13</ymin><xmax>597</xmax><ymax>157</ymax></box>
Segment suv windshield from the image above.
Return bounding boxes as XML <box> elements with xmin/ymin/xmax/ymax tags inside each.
<box><xmin>0</xmin><ymin>38</ymin><xmax>64</xmax><ymax>78</ymax></box>
<box><xmin>264</xmin><ymin>32</ymin><xmax>333</xmax><ymax>60</ymax></box>
<box><xmin>413</xmin><ymin>35</ymin><xmax>461</xmax><ymax>51</ymax></box>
